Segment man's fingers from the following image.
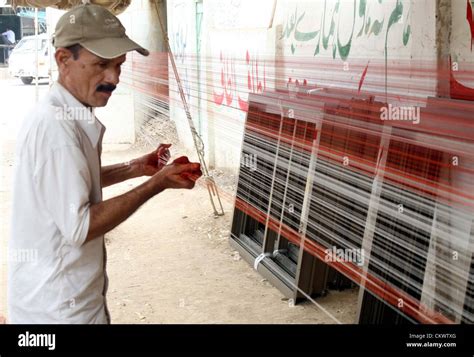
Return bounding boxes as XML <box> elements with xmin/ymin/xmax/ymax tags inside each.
<box><xmin>157</xmin><ymin>143</ymin><xmax>172</xmax><ymax>150</ymax></box>
<box><xmin>151</xmin><ymin>160</ymin><xmax>201</xmax><ymax>190</ymax></box>
<box><xmin>174</xmin><ymin>162</ymin><xmax>201</xmax><ymax>174</ymax></box>
<box><xmin>180</xmin><ymin>169</ymin><xmax>202</xmax><ymax>182</ymax></box>
<box><xmin>157</xmin><ymin>148</ymin><xmax>171</xmax><ymax>164</ymax></box>
<box><xmin>167</xmin><ymin>157</ymin><xmax>202</xmax><ymax>185</ymax></box>
<box><xmin>157</xmin><ymin>143</ymin><xmax>171</xmax><ymax>154</ymax></box>
<box><xmin>154</xmin><ymin>143</ymin><xmax>172</xmax><ymax>156</ymax></box>
<box><xmin>157</xmin><ymin>146</ymin><xmax>171</xmax><ymax>155</ymax></box>
<box><xmin>172</xmin><ymin>156</ymin><xmax>190</xmax><ymax>164</ymax></box>
<box><xmin>156</xmin><ymin>145</ymin><xmax>171</xmax><ymax>167</ymax></box>
<box><xmin>173</xmin><ymin>162</ymin><xmax>202</xmax><ymax>183</ymax></box>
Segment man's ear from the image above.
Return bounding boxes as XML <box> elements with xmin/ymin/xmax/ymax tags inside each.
<box><xmin>55</xmin><ymin>48</ymin><xmax>73</xmax><ymax>72</ymax></box>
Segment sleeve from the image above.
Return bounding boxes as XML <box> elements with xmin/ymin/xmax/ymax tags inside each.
<box><xmin>34</xmin><ymin>145</ymin><xmax>93</xmax><ymax>247</ymax></box>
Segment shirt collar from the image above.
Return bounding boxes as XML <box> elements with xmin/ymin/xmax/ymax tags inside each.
<box><xmin>50</xmin><ymin>82</ymin><xmax>106</xmax><ymax>148</ymax></box>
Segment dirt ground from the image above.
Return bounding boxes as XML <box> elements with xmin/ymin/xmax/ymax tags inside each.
<box><xmin>102</xmin><ymin>145</ymin><xmax>359</xmax><ymax>324</ymax></box>
<box><xmin>0</xmin><ymin>74</ymin><xmax>358</xmax><ymax>324</ymax></box>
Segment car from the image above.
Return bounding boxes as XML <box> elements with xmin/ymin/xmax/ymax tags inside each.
<box><xmin>8</xmin><ymin>34</ymin><xmax>53</xmax><ymax>85</ymax></box>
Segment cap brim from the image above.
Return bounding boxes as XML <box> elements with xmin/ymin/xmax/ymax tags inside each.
<box><xmin>80</xmin><ymin>37</ymin><xmax>150</xmax><ymax>59</ymax></box>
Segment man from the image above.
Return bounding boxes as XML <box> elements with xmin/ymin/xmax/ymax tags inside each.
<box><xmin>8</xmin><ymin>4</ymin><xmax>202</xmax><ymax>324</ymax></box>
<box><xmin>1</xmin><ymin>27</ymin><xmax>15</xmax><ymax>62</ymax></box>
<box><xmin>1</xmin><ymin>27</ymin><xmax>15</xmax><ymax>45</ymax></box>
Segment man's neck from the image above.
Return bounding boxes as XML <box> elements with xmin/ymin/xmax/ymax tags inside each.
<box><xmin>57</xmin><ymin>77</ymin><xmax>93</xmax><ymax>111</ymax></box>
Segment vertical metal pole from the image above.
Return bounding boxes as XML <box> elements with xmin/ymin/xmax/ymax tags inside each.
<box><xmin>195</xmin><ymin>0</ymin><xmax>203</xmax><ymax>135</ymax></box>
<box><xmin>34</xmin><ymin>7</ymin><xmax>39</xmax><ymax>102</ymax></box>
<box><xmin>261</xmin><ymin>99</ymin><xmax>285</xmax><ymax>253</ymax></box>
<box><xmin>355</xmin><ymin>124</ymin><xmax>392</xmax><ymax>323</ymax></box>
<box><xmin>46</xmin><ymin>8</ymin><xmax>54</xmax><ymax>87</ymax></box>
<box><xmin>275</xmin><ymin>119</ymin><xmax>297</xmax><ymax>250</ymax></box>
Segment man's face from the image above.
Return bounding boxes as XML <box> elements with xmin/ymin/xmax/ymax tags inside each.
<box><xmin>57</xmin><ymin>47</ymin><xmax>126</xmax><ymax>108</ymax></box>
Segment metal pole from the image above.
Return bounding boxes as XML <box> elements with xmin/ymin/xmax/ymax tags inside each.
<box><xmin>34</xmin><ymin>7</ymin><xmax>39</xmax><ymax>102</ymax></box>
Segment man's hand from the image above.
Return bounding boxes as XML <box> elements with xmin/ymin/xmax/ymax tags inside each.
<box><xmin>149</xmin><ymin>156</ymin><xmax>202</xmax><ymax>192</ymax></box>
<box><xmin>87</xmin><ymin>155</ymin><xmax>202</xmax><ymax>242</ymax></box>
<box><xmin>133</xmin><ymin>143</ymin><xmax>172</xmax><ymax>176</ymax></box>
<box><xmin>101</xmin><ymin>144</ymin><xmax>171</xmax><ymax>187</ymax></box>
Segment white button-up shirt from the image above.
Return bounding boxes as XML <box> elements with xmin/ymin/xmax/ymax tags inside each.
<box><xmin>2</xmin><ymin>29</ymin><xmax>15</xmax><ymax>44</ymax></box>
<box><xmin>8</xmin><ymin>82</ymin><xmax>110</xmax><ymax>324</ymax></box>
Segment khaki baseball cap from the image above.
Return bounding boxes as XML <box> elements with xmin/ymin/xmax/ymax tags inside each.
<box><xmin>52</xmin><ymin>3</ymin><xmax>149</xmax><ymax>59</ymax></box>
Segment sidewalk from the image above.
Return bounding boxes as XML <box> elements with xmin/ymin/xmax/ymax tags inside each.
<box><xmin>0</xmin><ymin>66</ymin><xmax>11</xmax><ymax>81</ymax></box>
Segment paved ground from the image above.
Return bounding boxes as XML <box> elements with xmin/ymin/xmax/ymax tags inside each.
<box><xmin>0</xmin><ymin>74</ymin><xmax>358</xmax><ymax>324</ymax></box>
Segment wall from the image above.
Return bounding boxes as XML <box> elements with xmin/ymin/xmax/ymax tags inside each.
<box><xmin>164</xmin><ymin>0</ymin><xmax>473</xmax><ymax>170</ymax></box>
<box><xmin>118</xmin><ymin>0</ymin><xmax>169</xmax><ymax>146</ymax></box>
<box><xmin>451</xmin><ymin>0</ymin><xmax>474</xmax><ymax>88</ymax></box>
<box><xmin>167</xmin><ymin>0</ymin><xmax>419</xmax><ymax>170</ymax></box>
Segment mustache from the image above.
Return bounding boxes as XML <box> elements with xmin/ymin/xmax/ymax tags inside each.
<box><xmin>96</xmin><ymin>83</ymin><xmax>117</xmax><ymax>93</ymax></box>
